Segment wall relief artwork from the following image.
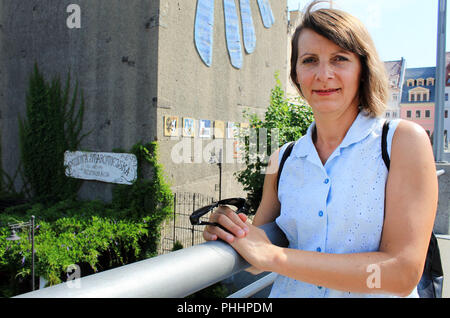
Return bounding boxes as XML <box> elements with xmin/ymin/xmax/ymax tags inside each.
<box><xmin>194</xmin><ymin>0</ymin><xmax>274</xmax><ymax>69</ymax></box>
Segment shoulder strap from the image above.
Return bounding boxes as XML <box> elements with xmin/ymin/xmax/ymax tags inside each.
<box><xmin>381</xmin><ymin>120</ymin><xmax>391</xmax><ymax>171</ymax></box>
<box><xmin>277</xmin><ymin>142</ymin><xmax>295</xmax><ymax>190</ymax></box>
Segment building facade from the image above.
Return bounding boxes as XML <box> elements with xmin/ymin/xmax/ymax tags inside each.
<box><xmin>0</xmin><ymin>0</ymin><xmax>288</xmax><ymax>201</ymax></box>
<box><xmin>399</xmin><ymin>67</ymin><xmax>437</xmax><ymax>138</ymax></box>
<box><xmin>384</xmin><ymin>58</ymin><xmax>406</xmax><ymax>120</ymax></box>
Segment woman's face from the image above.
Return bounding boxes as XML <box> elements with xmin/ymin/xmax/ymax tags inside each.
<box><xmin>296</xmin><ymin>28</ymin><xmax>362</xmax><ymax>117</ymax></box>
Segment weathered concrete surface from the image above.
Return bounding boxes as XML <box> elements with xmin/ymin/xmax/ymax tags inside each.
<box><xmin>156</xmin><ymin>0</ymin><xmax>288</xmax><ymax>199</ymax></box>
<box><xmin>0</xmin><ymin>0</ymin><xmax>288</xmax><ymax>201</ymax></box>
<box><xmin>436</xmin><ymin>236</ymin><xmax>450</xmax><ymax>298</ymax></box>
<box><xmin>0</xmin><ymin>0</ymin><xmax>160</xmax><ymax>200</ymax></box>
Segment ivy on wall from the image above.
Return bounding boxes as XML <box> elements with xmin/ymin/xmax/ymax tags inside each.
<box><xmin>18</xmin><ymin>63</ymin><xmax>88</xmax><ymax>203</ymax></box>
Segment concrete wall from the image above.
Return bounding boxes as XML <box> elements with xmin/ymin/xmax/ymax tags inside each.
<box><xmin>156</xmin><ymin>0</ymin><xmax>288</xmax><ymax>199</ymax></box>
<box><xmin>0</xmin><ymin>0</ymin><xmax>288</xmax><ymax>202</ymax></box>
<box><xmin>286</xmin><ymin>10</ymin><xmax>302</xmax><ymax>100</ymax></box>
<box><xmin>0</xmin><ymin>0</ymin><xmax>160</xmax><ymax>200</ymax></box>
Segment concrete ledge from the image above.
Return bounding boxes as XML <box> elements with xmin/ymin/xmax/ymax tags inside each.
<box><xmin>436</xmin><ymin>236</ymin><xmax>450</xmax><ymax>298</ymax></box>
<box><xmin>436</xmin><ymin>164</ymin><xmax>450</xmax><ymax>235</ymax></box>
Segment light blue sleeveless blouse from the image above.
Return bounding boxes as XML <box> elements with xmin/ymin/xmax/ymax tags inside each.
<box><xmin>269</xmin><ymin>112</ymin><xmax>418</xmax><ymax>298</ymax></box>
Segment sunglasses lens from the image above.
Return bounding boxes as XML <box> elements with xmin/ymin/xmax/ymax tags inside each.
<box><xmin>218</xmin><ymin>198</ymin><xmax>245</xmax><ymax>207</ymax></box>
<box><xmin>190</xmin><ymin>203</ymin><xmax>217</xmax><ymax>225</ymax></box>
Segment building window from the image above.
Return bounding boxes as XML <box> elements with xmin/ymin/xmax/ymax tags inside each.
<box><xmin>423</xmin><ymin>93</ymin><xmax>428</xmax><ymax>101</ymax></box>
<box><xmin>409</xmin><ymin>94</ymin><xmax>415</xmax><ymax>102</ymax></box>
<box><xmin>446</xmin><ymin>93</ymin><xmax>449</xmax><ymax>101</ymax></box>
<box><xmin>386</xmin><ymin>112</ymin><xmax>390</xmax><ymax>118</ymax></box>
<box><xmin>416</xmin><ymin>110</ymin><xmax>421</xmax><ymax>118</ymax></box>
<box><xmin>445</xmin><ymin>110</ymin><xmax>448</xmax><ymax>118</ymax></box>
<box><xmin>393</xmin><ymin>112</ymin><xmax>398</xmax><ymax>118</ymax></box>
<box><xmin>425</xmin><ymin>110</ymin><xmax>431</xmax><ymax>118</ymax></box>
<box><xmin>426</xmin><ymin>78</ymin><xmax>435</xmax><ymax>86</ymax></box>
<box><xmin>407</xmin><ymin>110</ymin><xmax>412</xmax><ymax>118</ymax></box>
<box><xmin>417</xmin><ymin>78</ymin><xmax>424</xmax><ymax>86</ymax></box>
<box><xmin>417</xmin><ymin>94</ymin><xmax>422</xmax><ymax>102</ymax></box>
<box><xmin>407</xmin><ymin>79</ymin><xmax>415</xmax><ymax>87</ymax></box>
<box><xmin>393</xmin><ymin>94</ymin><xmax>398</xmax><ymax>102</ymax></box>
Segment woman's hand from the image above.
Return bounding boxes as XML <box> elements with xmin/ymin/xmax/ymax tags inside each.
<box><xmin>202</xmin><ymin>205</ymin><xmax>250</xmax><ymax>243</ymax></box>
<box><xmin>203</xmin><ymin>209</ymin><xmax>278</xmax><ymax>274</ymax></box>
<box><xmin>230</xmin><ymin>222</ymin><xmax>279</xmax><ymax>273</ymax></box>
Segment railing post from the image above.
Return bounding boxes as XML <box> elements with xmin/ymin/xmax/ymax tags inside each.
<box><xmin>192</xmin><ymin>193</ymin><xmax>196</xmax><ymax>246</ymax></box>
<box><xmin>173</xmin><ymin>193</ymin><xmax>177</xmax><ymax>248</ymax></box>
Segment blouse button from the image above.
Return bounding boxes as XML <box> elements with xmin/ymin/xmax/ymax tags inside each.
<box><xmin>318</xmin><ymin>211</ymin><xmax>323</xmax><ymax>217</ymax></box>
<box><xmin>316</xmin><ymin>247</ymin><xmax>322</xmax><ymax>252</ymax></box>
<box><xmin>324</xmin><ymin>178</ymin><xmax>329</xmax><ymax>184</ymax></box>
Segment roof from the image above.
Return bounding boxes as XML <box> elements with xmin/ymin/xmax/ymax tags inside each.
<box><xmin>400</xmin><ymin>67</ymin><xmax>436</xmax><ymax>104</ymax></box>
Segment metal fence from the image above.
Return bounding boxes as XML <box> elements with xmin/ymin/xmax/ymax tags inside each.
<box><xmin>158</xmin><ymin>192</ymin><xmax>216</xmax><ymax>255</ymax></box>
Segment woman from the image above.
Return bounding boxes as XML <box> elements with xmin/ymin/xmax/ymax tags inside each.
<box><xmin>203</xmin><ymin>1</ymin><xmax>438</xmax><ymax>297</ymax></box>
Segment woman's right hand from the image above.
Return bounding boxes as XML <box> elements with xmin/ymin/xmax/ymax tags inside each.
<box><xmin>202</xmin><ymin>205</ymin><xmax>250</xmax><ymax>244</ymax></box>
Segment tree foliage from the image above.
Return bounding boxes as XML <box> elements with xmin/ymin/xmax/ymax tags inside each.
<box><xmin>235</xmin><ymin>73</ymin><xmax>314</xmax><ymax>213</ymax></box>
<box><xmin>0</xmin><ymin>142</ymin><xmax>174</xmax><ymax>296</ymax></box>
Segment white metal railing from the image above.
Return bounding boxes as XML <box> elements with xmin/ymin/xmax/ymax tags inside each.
<box><xmin>227</xmin><ymin>272</ymin><xmax>278</xmax><ymax>298</ymax></box>
<box><xmin>14</xmin><ymin>169</ymin><xmax>447</xmax><ymax>298</ymax></box>
<box><xmin>14</xmin><ymin>222</ymin><xmax>288</xmax><ymax>298</ymax></box>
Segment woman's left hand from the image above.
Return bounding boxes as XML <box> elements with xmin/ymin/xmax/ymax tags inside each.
<box><xmin>229</xmin><ymin>221</ymin><xmax>279</xmax><ymax>273</ymax></box>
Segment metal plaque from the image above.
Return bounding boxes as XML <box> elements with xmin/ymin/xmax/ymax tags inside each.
<box><xmin>64</xmin><ymin>151</ymin><xmax>138</xmax><ymax>185</ymax></box>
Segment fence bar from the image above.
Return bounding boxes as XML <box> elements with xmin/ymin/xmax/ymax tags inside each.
<box><xmin>227</xmin><ymin>272</ymin><xmax>278</xmax><ymax>298</ymax></box>
<box><xmin>192</xmin><ymin>193</ymin><xmax>196</xmax><ymax>246</ymax></box>
<box><xmin>173</xmin><ymin>193</ymin><xmax>176</xmax><ymax>246</ymax></box>
<box><xmin>14</xmin><ymin>222</ymin><xmax>288</xmax><ymax>298</ymax></box>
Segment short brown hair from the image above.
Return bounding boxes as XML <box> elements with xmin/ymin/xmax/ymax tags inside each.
<box><xmin>290</xmin><ymin>0</ymin><xmax>388</xmax><ymax>117</ymax></box>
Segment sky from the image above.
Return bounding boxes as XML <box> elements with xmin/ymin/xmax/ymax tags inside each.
<box><xmin>287</xmin><ymin>0</ymin><xmax>449</xmax><ymax>68</ymax></box>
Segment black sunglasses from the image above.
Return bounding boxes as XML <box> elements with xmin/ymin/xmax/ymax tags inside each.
<box><xmin>189</xmin><ymin>197</ymin><xmax>248</xmax><ymax>231</ymax></box>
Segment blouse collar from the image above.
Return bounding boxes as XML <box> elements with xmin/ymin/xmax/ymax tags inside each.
<box><xmin>291</xmin><ymin>111</ymin><xmax>380</xmax><ymax>161</ymax></box>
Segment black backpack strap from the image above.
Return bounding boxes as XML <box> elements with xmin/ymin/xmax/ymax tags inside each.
<box><xmin>277</xmin><ymin>142</ymin><xmax>295</xmax><ymax>191</ymax></box>
<box><xmin>381</xmin><ymin>120</ymin><xmax>391</xmax><ymax>171</ymax></box>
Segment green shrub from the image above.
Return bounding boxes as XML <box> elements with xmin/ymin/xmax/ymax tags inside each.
<box><xmin>0</xmin><ymin>200</ymin><xmax>148</xmax><ymax>287</ymax></box>
<box><xmin>172</xmin><ymin>241</ymin><xmax>184</xmax><ymax>251</ymax></box>
<box><xmin>0</xmin><ymin>62</ymin><xmax>174</xmax><ymax>296</ymax></box>
<box><xmin>0</xmin><ymin>142</ymin><xmax>174</xmax><ymax>296</ymax></box>
<box><xmin>111</xmin><ymin>142</ymin><xmax>174</xmax><ymax>257</ymax></box>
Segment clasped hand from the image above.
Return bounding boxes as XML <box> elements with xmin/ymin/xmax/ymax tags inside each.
<box><xmin>202</xmin><ymin>206</ymin><xmax>276</xmax><ymax>274</ymax></box>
